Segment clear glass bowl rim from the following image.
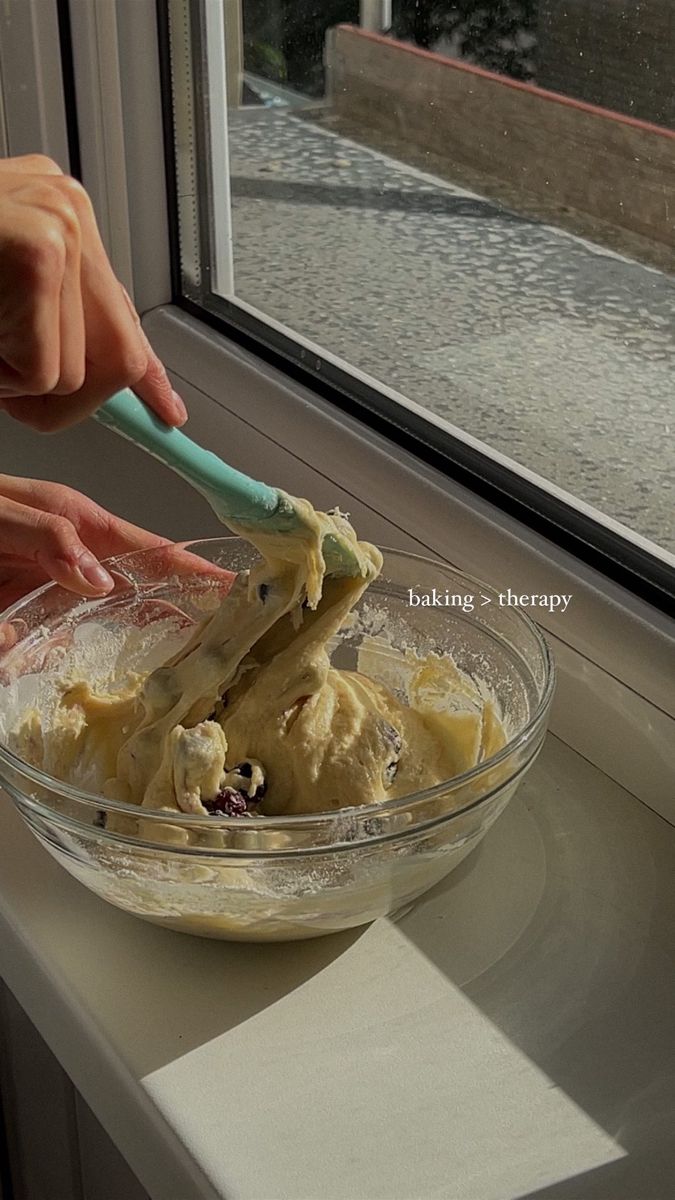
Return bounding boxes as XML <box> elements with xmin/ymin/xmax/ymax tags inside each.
<box><xmin>0</xmin><ymin>539</ymin><xmax>556</xmax><ymax>830</ymax></box>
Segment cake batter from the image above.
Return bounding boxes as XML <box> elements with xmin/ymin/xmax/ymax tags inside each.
<box><xmin>15</xmin><ymin>496</ymin><xmax>506</xmax><ymax>817</ymax></box>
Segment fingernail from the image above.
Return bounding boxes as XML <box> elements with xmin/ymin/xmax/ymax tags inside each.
<box><xmin>171</xmin><ymin>389</ymin><xmax>188</xmax><ymax>424</ymax></box>
<box><xmin>77</xmin><ymin>552</ymin><xmax>114</xmax><ymax>593</ymax></box>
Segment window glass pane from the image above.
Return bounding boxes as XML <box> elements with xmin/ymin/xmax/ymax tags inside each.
<box><xmin>164</xmin><ymin>0</ymin><xmax>675</xmax><ymax>574</ymax></box>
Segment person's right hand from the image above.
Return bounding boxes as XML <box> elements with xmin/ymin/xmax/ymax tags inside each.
<box><xmin>0</xmin><ymin>154</ymin><xmax>187</xmax><ymax>433</ymax></box>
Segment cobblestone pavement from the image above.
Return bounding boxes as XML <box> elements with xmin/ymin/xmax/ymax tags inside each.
<box><xmin>229</xmin><ymin>108</ymin><xmax>675</xmax><ymax>555</ymax></box>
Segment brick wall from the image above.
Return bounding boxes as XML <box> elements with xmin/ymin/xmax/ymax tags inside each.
<box><xmin>536</xmin><ymin>0</ymin><xmax>675</xmax><ymax>129</ymax></box>
<box><xmin>327</xmin><ymin>26</ymin><xmax>675</xmax><ymax>249</ymax></box>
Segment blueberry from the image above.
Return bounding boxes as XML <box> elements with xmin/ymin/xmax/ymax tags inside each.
<box><xmin>204</xmin><ymin>788</ymin><xmax>249</xmax><ymax>817</ymax></box>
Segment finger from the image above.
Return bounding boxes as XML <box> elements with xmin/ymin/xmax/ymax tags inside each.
<box><xmin>117</xmin><ymin>290</ymin><xmax>187</xmax><ymax>427</ymax></box>
<box><xmin>53</xmin><ymin>180</ymin><xmax>186</xmax><ymax>426</ymax></box>
<box><xmin>86</xmin><ymin>508</ymin><xmax>172</xmax><ymax>559</ymax></box>
<box><xmin>0</xmin><ymin>217</ymin><xmax>65</xmax><ymax>396</ymax></box>
<box><xmin>129</xmin><ymin>542</ymin><xmax>237</xmax><ymax>586</ymax></box>
<box><xmin>0</xmin><ymin>171</ymin><xmax>185</xmax><ymax>430</ymax></box>
<box><xmin>131</xmin><ymin>345</ymin><xmax>188</xmax><ymax>427</ymax></box>
<box><xmin>0</xmin><ymin>154</ymin><xmax>63</xmax><ymax>176</ymax></box>
<box><xmin>0</xmin><ymin>496</ymin><xmax>115</xmax><ymax>597</ymax></box>
<box><xmin>0</xmin><ymin>393</ymin><xmax>87</xmax><ymax>431</ymax></box>
<box><xmin>0</xmin><ymin>621</ymin><xmax>20</xmax><ymax>651</ymax></box>
<box><xmin>0</xmin><ymin>475</ymin><xmax>169</xmax><ymax>560</ymax></box>
<box><xmin>52</xmin><ymin>217</ymin><xmax>86</xmax><ymax>395</ymax></box>
<box><xmin>0</xmin><ymin>477</ymin><xmax>236</xmax><ymax>589</ymax></box>
<box><xmin>0</xmin><ymin>175</ymin><xmax>145</xmax><ymax>430</ymax></box>
<box><xmin>0</xmin><ymin>374</ymin><xmax>127</xmax><ymax>430</ymax></box>
<box><xmin>83</xmin><ymin>518</ymin><xmax>236</xmax><ymax>592</ymax></box>
<box><xmin>5</xmin><ymin>200</ymin><xmax>88</xmax><ymax>402</ymax></box>
<box><xmin>0</xmin><ymin>333</ymin><xmax>186</xmax><ymax>439</ymax></box>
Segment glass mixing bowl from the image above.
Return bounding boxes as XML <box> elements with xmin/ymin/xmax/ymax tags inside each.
<box><xmin>0</xmin><ymin>539</ymin><xmax>554</xmax><ymax>941</ymax></box>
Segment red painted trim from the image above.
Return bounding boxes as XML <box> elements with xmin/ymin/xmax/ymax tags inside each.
<box><xmin>336</xmin><ymin>24</ymin><xmax>675</xmax><ymax>142</ymax></box>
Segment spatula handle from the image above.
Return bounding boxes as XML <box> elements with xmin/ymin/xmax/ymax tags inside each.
<box><xmin>94</xmin><ymin>390</ymin><xmax>284</xmax><ymax>525</ymax></box>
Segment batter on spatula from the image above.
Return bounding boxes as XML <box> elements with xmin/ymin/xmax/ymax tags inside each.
<box><xmin>15</xmin><ymin>495</ymin><xmax>506</xmax><ymax>816</ymax></box>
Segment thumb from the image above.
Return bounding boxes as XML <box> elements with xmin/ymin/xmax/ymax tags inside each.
<box><xmin>0</xmin><ymin>497</ymin><xmax>115</xmax><ymax>597</ymax></box>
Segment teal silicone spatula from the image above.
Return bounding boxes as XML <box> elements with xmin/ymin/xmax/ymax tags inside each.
<box><xmin>93</xmin><ymin>389</ymin><xmax>362</xmax><ymax>577</ymax></box>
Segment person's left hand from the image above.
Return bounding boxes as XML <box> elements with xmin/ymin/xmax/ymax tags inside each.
<box><xmin>0</xmin><ymin>475</ymin><xmax>169</xmax><ymax>616</ymax></box>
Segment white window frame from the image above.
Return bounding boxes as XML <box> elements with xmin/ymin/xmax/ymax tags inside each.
<box><xmin>0</xmin><ymin>0</ymin><xmax>70</xmax><ymax>168</ymax></box>
<box><xmin>3</xmin><ymin>0</ymin><xmax>674</xmax><ymax>820</ymax></box>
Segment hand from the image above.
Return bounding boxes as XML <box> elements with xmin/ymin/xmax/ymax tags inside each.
<box><xmin>0</xmin><ymin>475</ymin><xmax>169</xmax><ymax>615</ymax></box>
<box><xmin>0</xmin><ymin>154</ymin><xmax>187</xmax><ymax>432</ymax></box>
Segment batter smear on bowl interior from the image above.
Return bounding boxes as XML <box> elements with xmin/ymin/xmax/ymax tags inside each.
<box><xmin>17</xmin><ymin>495</ymin><xmax>506</xmax><ymax>817</ymax></box>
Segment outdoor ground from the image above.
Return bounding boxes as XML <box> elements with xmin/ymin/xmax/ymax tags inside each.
<box><xmin>228</xmin><ymin>106</ymin><xmax>675</xmax><ymax>555</ymax></box>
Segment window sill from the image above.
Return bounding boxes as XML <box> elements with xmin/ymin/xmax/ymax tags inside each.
<box><xmin>1</xmin><ymin>732</ymin><xmax>674</xmax><ymax>1200</ymax></box>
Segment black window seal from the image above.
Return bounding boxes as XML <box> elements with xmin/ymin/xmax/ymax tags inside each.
<box><xmin>56</xmin><ymin>0</ymin><xmax>82</xmax><ymax>180</ymax></box>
